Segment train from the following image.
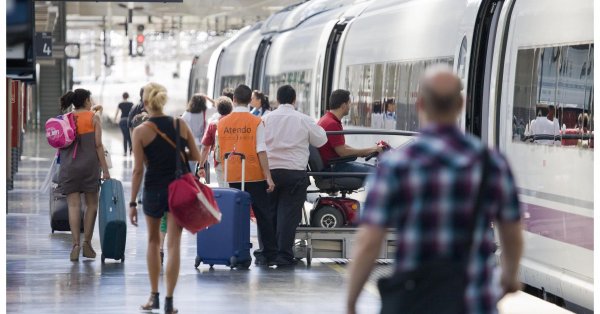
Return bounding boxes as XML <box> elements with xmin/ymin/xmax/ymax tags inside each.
<box><xmin>188</xmin><ymin>0</ymin><xmax>594</xmax><ymax>311</ymax></box>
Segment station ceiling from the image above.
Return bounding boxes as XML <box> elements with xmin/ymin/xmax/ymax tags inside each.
<box><xmin>65</xmin><ymin>0</ymin><xmax>300</xmax><ymax>31</ymax></box>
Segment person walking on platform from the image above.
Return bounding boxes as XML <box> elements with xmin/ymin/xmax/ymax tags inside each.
<box><xmin>263</xmin><ymin>85</ymin><xmax>327</xmax><ymax>267</ymax></box>
<box><xmin>128</xmin><ymin>88</ymin><xmax>146</xmax><ymax>130</ymax></box>
<box><xmin>217</xmin><ymin>84</ymin><xmax>277</xmax><ymax>265</ymax></box>
<box><xmin>198</xmin><ymin>96</ymin><xmax>233</xmax><ymax>187</ymax></box>
<box><xmin>181</xmin><ymin>94</ymin><xmax>211</xmax><ymax>172</ymax></box>
<box><xmin>250</xmin><ymin>90</ymin><xmax>270</xmax><ymax>117</ymax></box>
<box><xmin>346</xmin><ymin>65</ymin><xmax>523</xmax><ymax>314</ymax></box>
<box><xmin>114</xmin><ymin>92</ymin><xmax>134</xmax><ymax>156</ymax></box>
<box><xmin>57</xmin><ymin>89</ymin><xmax>111</xmax><ymax>261</ymax></box>
<box><xmin>129</xmin><ymin>82</ymin><xmax>202</xmax><ymax>314</ymax></box>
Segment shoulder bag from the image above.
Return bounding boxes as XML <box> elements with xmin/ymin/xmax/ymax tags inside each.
<box><xmin>144</xmin><ymin>119</ymin><xmax>221</xmax><ymax>234</ymax></box>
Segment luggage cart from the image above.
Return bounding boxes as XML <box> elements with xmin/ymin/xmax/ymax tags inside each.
<box><xmin>294</xmin><ymin>224</ymin><xmax>397</xmax><ymax>266</ymax></box>
<box><xmin>293</xmin><ymin>130</ymin><xmax>416</xmax><ymax>266</ymax></box>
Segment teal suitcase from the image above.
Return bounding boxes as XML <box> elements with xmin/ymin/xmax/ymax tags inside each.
<box><xmin>99</xmin><ymin>179</ymin><xmax>127</xmax><ymax>263</ymax></box>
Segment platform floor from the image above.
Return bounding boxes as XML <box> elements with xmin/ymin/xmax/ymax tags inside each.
<box><xmin>6</xmin><ymin>129</ymin><xmax>574</xmax><ymax>313</ymax></box>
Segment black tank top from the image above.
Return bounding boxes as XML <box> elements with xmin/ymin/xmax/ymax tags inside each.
<box><xmin>143</xmin><ymin>116</ymin><xmax>189</xmax><ymax>190</ymax></box>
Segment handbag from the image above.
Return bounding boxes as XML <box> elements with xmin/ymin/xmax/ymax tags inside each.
<box><xmin>377</xmin><ymin>149</ymin><xmax>491</xmax><ymax>314</ymax></box>
<box><xmin>144</xmin><ymin>119</ymin><xmax>221</xmax><ymax>234</ymax></box>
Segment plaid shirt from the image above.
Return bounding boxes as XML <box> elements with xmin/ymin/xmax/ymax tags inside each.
<box><xmin>362</xmin><ymin>124</ymin><xmax>521</xmax><ymax>314</ymax></box>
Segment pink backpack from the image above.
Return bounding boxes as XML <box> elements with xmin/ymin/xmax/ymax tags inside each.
<box><xmin>45</xmin><ymin>113</ymin><xmax>77</xmax><ymax>149</ymax></box>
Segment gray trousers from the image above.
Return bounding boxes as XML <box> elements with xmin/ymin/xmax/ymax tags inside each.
<box><xmin>269</xmin><ymin>169</ymin><xmax>310</xmax><ymax>263</ymax></box>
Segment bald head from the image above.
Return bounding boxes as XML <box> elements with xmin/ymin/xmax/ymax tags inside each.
<box><xmin>418</xmin><ymin>64</ymin><xmax>463</xmax><ymax>118</ymax></box>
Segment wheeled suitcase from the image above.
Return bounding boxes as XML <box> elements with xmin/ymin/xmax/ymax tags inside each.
<box><xmin>49</xmin><ymin>184</ymin><xmax>84</xmax><ymax>233</ymax></box>
<box><xmin>195</xmin><ymin>152</ymin><xmax>252</xmax><ymax>269</ymax></box>
<box><xmin>99</xmin><ymin>179</ymin><xmax>127</xmax><ymax>263</ymax></box>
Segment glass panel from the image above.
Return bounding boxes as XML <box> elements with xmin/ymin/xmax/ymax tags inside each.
<box><xmin>264</xmin><ymin>70</ymin><xmax>312</xmax><ymax>113</ymax></box>
<box><xmin>221</xmin><ymin>75</ymin><xmax>246</xmax><ymax>94</ymax></box>
<box><xmin>513</xmin><ymin>44</ymin><xmax>594</xmax><ymax>148</ymax></box>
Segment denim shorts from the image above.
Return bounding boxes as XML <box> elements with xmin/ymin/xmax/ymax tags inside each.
<box><xmin>142</xmin><ymin>188</ymin><xmax>169</xmax><ymax>219</ymax></box>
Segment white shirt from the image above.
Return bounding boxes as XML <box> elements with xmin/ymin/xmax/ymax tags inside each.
<box><xmin>263</xmin><ymin>104</ymin><xmax>328</xmax><ymax>170</ymax></box>
<box><xmin>531</xmin><ymin>116</ymin><xmax>560</xmax><ymax>145</ymax></box>
<box><xmin>230</xmin><ymin>105</ymin><xmax>267</xmax><ymax>152</ymax></box>
<box><xmin>181</xmin><ymin>111</ymin><xmax>206</xmax><ymax>146</ymax></box>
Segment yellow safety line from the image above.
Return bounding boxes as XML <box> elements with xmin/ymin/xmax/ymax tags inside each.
<box><xmin>327</xmin><ymin>264</ymin><xmax>380</xmax><ymax>297</ymax></box>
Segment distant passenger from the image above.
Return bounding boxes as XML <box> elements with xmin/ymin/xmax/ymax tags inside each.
<box><xmin>317</xmin><ymin>89</ymin><xmax>384</xmax><ymax>177</ymax></box>
<box><xmin>115</xmin><ymin>92</ymin><xmax>134</xmax><ymax>156</ymax></box>
<box><xmin>129</xmin><ymin>82</ymin><xmax>202</xmax><ymax>314</ymax></box>
<box><xmin>222</xmin><ymin>87</ymin><xmax>234</xmax><ymax>101</ymax></box>
<box><xmin>128</xmin><ymin>87</ymin><xmax>146</xmax><ymax>129</ymax></box>
<box><xmin>198</xmin><ymin>96</ymin><xmax>234</xmax><ymax>186</ymax></box>
<box><xmin>530</xmin><ymin>104</ymin><xmax>560</xmax><ymax>145</ymax></box>
<box><xmin>217</xmin><ymin>84</ymin><xmax>278</xmax><ymax>265</ymax></box>
<box><xmin>250</xmin><ymin>90</ymin><xmax>271</xmax><ymax>117</ymax></box>
<box><xmin>263</xmin><ymin>85</ymin><xmax>327</xmax><ymax>267</ymax></box>
<box><xmin>383</xmin><ymin>98</ymin><xmax>397</xmax><ymax>130</ymax></box>
<box><xmin>57</xmin><ymin>89</ymin><xmax>111</xmax><ymax>261</ymax></box>
<box><xmin>346</xmin><ymin>65</ymin><xmax>523</xmax><ymax>314</ymax></box>
<box><xmin>181</xmin><ymin>94</ymin><xmax>209</xmax><ymax>172</ymax></box>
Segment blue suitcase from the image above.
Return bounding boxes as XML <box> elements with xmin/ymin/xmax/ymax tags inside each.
<box><xmin>195</xmin><ymin>188</ymin><xmax>252</xmax><ymax>269</ymax></box>
<box><xmin>99</xmin><ymin>179</ymin><xmax>127</xmax><ymax>263</ymax></box>
<box><xmin>195</xmin><ymin>152</ymin><xmax>252</xmax><ymax>269</ymax></box>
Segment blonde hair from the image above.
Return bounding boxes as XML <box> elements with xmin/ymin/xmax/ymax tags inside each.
<box><xmin>143</xmin><ymin>82</ymin><xmax>168</xmax><ymax>113</ymax></box>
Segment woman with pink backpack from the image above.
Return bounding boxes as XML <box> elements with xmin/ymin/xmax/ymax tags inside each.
<box><xmin>57</xmin><ymin>89</ymin><xmax>111</xmax><ymax>261</ymax></box>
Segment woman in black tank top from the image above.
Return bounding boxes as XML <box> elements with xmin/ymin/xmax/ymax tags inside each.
<box><xmin>128</xmin><ymin>83</ymin><xmax>202</xmax><ymax>314</ymax></box>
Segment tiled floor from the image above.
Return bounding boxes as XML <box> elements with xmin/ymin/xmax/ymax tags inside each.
<box><xmin>6</xmin><ymin>128</ymin><xmax>383</xmax><ymax>314</ymax></box>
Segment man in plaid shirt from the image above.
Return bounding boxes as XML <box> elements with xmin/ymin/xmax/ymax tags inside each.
<box><xmin>347</xmin><ymin>65</ymin><xmax>523</xmax><ymax>314</ymax></box>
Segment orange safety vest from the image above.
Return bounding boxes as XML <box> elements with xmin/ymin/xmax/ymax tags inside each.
<box><xmin>217</xmin><ymin>111</ymin><xmax>265</xmax><ymax>183</ymax></box>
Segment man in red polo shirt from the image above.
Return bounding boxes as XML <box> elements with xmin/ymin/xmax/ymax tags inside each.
<box><xmin>317</xmin><ymin>89</ymin><xmax>384</xmax><ymax>176</ymax></box>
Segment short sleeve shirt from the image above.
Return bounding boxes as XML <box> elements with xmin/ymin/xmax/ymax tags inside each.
<box><xmin>118</xmin><ymin>102</ymin><xmax>134</xmax><ymax>119</ymax></box>
<box><xmin>317</xmin><ymin>112</ymin><xmax>345</xmax><ymax>166</ymax></box>
<box><xmin>361</xmin><ymin>125</ymin><xmax>521</xmax><ymax>314</ymax></box>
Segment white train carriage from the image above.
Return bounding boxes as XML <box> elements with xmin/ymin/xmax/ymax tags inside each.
<box><xmin>189</xmin><ymin>0</ymin><xmax>594</xmax><ymax>310</ymax></box>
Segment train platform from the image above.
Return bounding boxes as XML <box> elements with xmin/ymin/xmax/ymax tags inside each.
<box><xmin>6</xmin><ymin>128</ymin><xmax>577</xmax><ymax>314</ymax></box>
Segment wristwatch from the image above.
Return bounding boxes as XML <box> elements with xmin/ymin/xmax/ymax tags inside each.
<box><xmin>129</xmin><ymin>201</ymin><xmax>137</xmax><ymax>207</ymax></box>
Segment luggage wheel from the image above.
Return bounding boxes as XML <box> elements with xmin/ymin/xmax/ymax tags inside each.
<box><xmin>194</xmin><ymin>256</ymin><xmax>201</xmax><ymax>269</ymax></box>
<box><xmin>101</xmin><ymin>254</ymin><xmax>105</xmax><ymax>264</ymax></box>
<box><xmin>229</xmin><ymin>256</ymin><xmax>237</xmax><ymax>269</ymax></box>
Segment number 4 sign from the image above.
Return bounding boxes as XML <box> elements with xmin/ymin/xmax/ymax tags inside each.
<box><xmin>35</xmin><ymin>32</ymin><xmax>53</xmax><ymax>57</ymax></box>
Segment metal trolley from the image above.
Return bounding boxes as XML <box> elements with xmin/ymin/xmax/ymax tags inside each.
<box><xmin>293</xmin><ymin>130</ymin><xmax>416</xmax><ymax>265</ymax></box>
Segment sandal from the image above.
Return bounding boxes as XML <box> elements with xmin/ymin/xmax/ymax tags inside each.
<box><xmin>140</xmin><ymin>292</ymin><xmax>159</xmax><ymax>312</ymax></box>
<box><xmin>82</xmin><ymin>241</ymin><xmax>96</xmax><ymax>259</ymax></box>
<box><xmin>164</xmin><ymin>297</ymin><xmax>178</xmax><ymax>314</ymax></box>
<box><xmin>70</xmin><ymin>244</ymin><xmax>80</xmax><ymax>261</ymax></box>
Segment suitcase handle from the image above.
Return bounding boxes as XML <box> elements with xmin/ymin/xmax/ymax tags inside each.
<box><xmin>223</xmin><ymin>152</ymin><xmax>246</xmax><ymax>191</ymax></box>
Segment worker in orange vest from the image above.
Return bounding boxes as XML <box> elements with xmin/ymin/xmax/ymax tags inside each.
<box><xmin>217</xmin><ymin>84</ymin><xmax>277</xmax><ymax>265</ymax></box>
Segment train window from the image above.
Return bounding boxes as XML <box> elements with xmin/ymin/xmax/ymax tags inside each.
<box><xmin>344</xmin><ymin>58</ymin><xmax>453</xmax><ymax>131</ymax></box>
<box><xmin>264</xmin><ymin>69</ymin><xmax>312</xmax><ymax>114</ymax></box>
<box><xmin>512</xmin><ymin>44</ymin><xmax>593</xmax><ymax>148</ymax></box>
<box><xmin>221</xmin><ymin>75</ymin><xmax>246</xmax><ymax>94</ymax></box>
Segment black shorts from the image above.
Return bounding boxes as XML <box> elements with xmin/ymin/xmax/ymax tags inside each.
<box><xmin>142</xmin><ymin>188</ymin><xmax>169</xmax><ymax>218</ymax></box>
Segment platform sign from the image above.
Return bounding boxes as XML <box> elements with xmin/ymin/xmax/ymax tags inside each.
<box><xmin>35</xmin><ymin>32</ymin><xmax>52</xmax><ymax>57</ymax></box>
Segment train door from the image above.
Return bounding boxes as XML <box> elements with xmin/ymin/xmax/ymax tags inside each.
<box><xmin>319</xmin><ymin>21</ymin><xmax>347</xmax><ymax>117</ymax></box>
<box><xmin>465</xmin><ymin>0</ymin><xmax>504</xmax><ymax>141</ymax></box>
<box><xmin>252</xmin><ymin>37</ymin><xmax>271</xmax><ymax>91</ymax></box>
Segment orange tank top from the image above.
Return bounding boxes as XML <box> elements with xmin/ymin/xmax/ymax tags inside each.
<box><xmin>74</xmin><ymin>111</ymin><xmax>95</xmax><ymax>135</ymax></box>
<box><xmin>217</xmin><ymin>112</ymin><xmax>265</xmax><ymax>183</ymax></box>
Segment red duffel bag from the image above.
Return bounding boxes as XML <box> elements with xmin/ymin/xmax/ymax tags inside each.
<box><xmin>146</xmin><ymin>119</ymin><xmax>221</xmax><ymax>234</ymax></box>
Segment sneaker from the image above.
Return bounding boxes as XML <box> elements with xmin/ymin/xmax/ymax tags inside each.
<box><xmin>82</xmin><ymin>241</ymin><xmax>96</xmax><ymax>258</ymax></box>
